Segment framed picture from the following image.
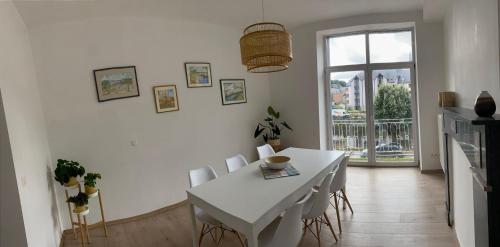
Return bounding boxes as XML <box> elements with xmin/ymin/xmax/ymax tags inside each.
<box><xmin>220</xmin><ymin>79</ymin><xmax>247</xmax><ymax>105</ymax></box>
<box><xmin>153</xmin><ymin>85</ymin><xmax>179</xmax><ymax>113</ymax></box>
<box><xmin>185</xmin><ymin>62</ymin><xmax>212</xmax><ymax>88</ymax></box>
<box><xmin>93</xmin><ymin>66</ymin><xmax>139</xmax><ymax>102</ymax></box>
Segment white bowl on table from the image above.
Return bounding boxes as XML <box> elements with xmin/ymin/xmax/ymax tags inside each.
<box><xmin>264</xmin><ymin>156</ymin><xmax>291</xmax><ymax>170</ymax></box>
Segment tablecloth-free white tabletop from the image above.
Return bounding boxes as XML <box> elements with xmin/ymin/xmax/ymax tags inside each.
<box><xmin>186</xmin><ymin>147</ymin><xmax>345</xmax><ymax>247</ymax></box>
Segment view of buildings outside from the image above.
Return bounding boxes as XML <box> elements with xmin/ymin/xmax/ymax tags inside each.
<box><xmin>331</xmin><ymin>69</ymin><xmax>410</xmax><ymax>112</ymax></box>
<box><xmin>331</xmin><ymin>69</ymin><xmax>414</xmax><ymax>161</ymax></box>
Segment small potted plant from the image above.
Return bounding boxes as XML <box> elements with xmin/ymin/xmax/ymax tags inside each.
<box><xmin>254</xmin><ymin>106</ymin><xmax>293</xmax><ymax>151</ymax></box>
<box><xmin>54</xmin><ymin>159</ymin><xmax>85</xmax><ymax>187</ymax></box>
<box><xmin>67</xmin><ymin>192</ymin><xmax>89</xmax><ymax>214</ymax></box>
<box><xmin>84</xmin><ymin>173</ymin><xmax>101</xmax><ymax>196</ymax></box>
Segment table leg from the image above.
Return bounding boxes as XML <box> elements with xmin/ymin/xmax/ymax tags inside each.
<box><xmin>188</xmin><ymin>203</ymin><xmax>199</xmax><ymax>247</ymax></box>
<box><xmin>247</xmin><ymin>230</ymin><xmax>258</xmax><ymax>247</ymax></box>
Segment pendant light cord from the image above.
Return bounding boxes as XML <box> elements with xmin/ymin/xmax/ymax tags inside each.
<box><xmin>261</xmin><ymin>0</ymin><xmax>265</xmax><ymax>22</ymax></box>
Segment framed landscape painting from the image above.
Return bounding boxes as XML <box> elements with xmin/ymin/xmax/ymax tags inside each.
<box><xmin>153</xmin><ymin>85</ymin><xmax>179</xmax><ymax>113</ymax></box>
<box><xmin>93</xmin><ymin>66</ymin><xmax>139</xmax><ymax>102</ymax></box>
<box><xmin>220</xmin><ymin>79</ymin><xmax>247</xmax><ymax>105</ymax></box>
<box><xmin>185</xmin><ymin>62</ymin><xmax>212</xmax><ymax>88</ymax></box>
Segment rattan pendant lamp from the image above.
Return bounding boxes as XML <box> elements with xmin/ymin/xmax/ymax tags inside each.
<box><xmin>239</xmin><ymin>0</ymin><xmax>293</xmax><ymax>73</ymax></box>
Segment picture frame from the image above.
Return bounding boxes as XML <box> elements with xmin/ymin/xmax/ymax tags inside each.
<box><xmin>220</xmin><ymin>79</ymin><xmax>247</xmax><ymax>105</ymax></box>
<box><xmin>153</xmin><ymin>85</ymin><xmax>179</xmax><ymax>113</ymax></box>
<box><xmin>93</xmin><ymin>66</ymin><xmax>139</xmax><ymax>102</ymax></box>
<box><xmin>184</xmin><ymin>62</ymin><xmax>212</xmax><ymax>88</ymax></box>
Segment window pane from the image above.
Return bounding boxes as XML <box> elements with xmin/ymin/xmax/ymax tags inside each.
<box><xmin>371</xmin><ymin>69</ymin><xmax>415</xmax><ymax>163</ymax></box>
<box><xmin>369</xmin><ymin>31</ymin><xmax>413</xmax><ymax>63</ymax></box>
<box><xmin>328</xmin><ymin>34</ymin><xmax>366</xmax><ymax>66</ymax></box>
<box><xmin>330</xmin><ymin>71</ymin><xmax>367</xmax><ymax>161</ymax></box>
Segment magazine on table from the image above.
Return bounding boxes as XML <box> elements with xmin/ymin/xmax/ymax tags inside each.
<box><xmin>259</xmin><ymin>163</ymin><xmax>300</xmax><ymax>180</ymax></box>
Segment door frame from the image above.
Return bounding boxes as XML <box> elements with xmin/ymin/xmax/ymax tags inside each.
<box><xmin>323</xmin><ymin>28</ymin><xmax>419</xmax><ymax>167</ymax></box>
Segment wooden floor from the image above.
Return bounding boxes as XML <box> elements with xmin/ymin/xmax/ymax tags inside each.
<box><xmin>62</xmin><ymin>167</ymin><xmax>459</xmax><ymax>247</ymax></box>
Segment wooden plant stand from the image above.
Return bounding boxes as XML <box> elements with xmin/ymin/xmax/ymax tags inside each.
<box><xmin>89</xmin><ymin>189</ymin><xmax>109</xmax><ymax>238</ymax></box>
<box><xmin>65</xmin><ymin>184</ymin><xmax>108</xmax><ymax>247</ymax></box>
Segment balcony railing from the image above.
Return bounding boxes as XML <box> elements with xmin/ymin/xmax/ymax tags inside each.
<box><xmin>332</xmin><ymin>118</ymin><xmax>414</xmax><ymax>159</ymax></box>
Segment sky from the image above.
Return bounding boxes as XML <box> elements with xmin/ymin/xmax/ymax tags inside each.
<box><xmin>329</xmin><ymin>31</ymin><xmax>413</xmax><ymax>67</ymax></box>
<box><xmin>331</xmin><ymin>71</ymin><xmax>364</xmax><ymax>83</ymax></box>
<box><xmin>331</xmin><ymin>69</ymin><xmax>411</xmax><ymax>84</ymax></box>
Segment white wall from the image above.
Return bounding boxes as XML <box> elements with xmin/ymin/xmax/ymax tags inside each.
<box><xmin>0</xmin><ymin>2</ymin><xmax>61</xmax><ymax>247</ymax></box>
<box><xmin>29</xmin><ymin>17</ymin><xmax>271</xmax><ymax>229</ymax></box>
<box><xmin>269</xmin><ymin>11</ymin><xmax>445</xmax><ymax>170</ymax></box>
<box><xmin>444</xmin><ymin>0</ymin><xmax>500</xmax><ymax>107</ymax></box>
<box><xmin>415</xmin><ymin>21</ymin><xmax>446</xmax><ymax>170</ymax></box>
<box><xmin>0</xmin><ymin>91</ymin><xmax>28</xmax><ymax>247</ymax></box>
<box><xmin>443</xmin><ymin>0</ymin><xmax>500</xmax><ymax>246</ymax></box>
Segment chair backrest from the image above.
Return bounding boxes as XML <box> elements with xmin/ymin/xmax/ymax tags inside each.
<box><xmin>269</xmin><ymin>190</ymin><xmax>313</xmax><ymax>247</ymax></box>
<box><xmin>225</xmin><ymin>154</ymin><xmax>248</xmax><ymax>173</ymax></box>
<box><xmin>188</xmin><ymin>166</ymin><xmax>218</xmax><ymax>188</ymax></box>
<box><xmin>302</xmin><ymin>172</ymin><xmax>335</xmax><ymax>219</ymax></box>
<box><xmin>257</xmin><ymin>144</ymin><xmax>275</xmax><ymax>159</ymax></box>
<box><xmin>330</xmin><ymin>155</ymin><xmax>349</xmax><ymax>193</ymax></box>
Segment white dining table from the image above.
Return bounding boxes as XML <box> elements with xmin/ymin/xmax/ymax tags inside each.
<box><xmin>186</xmin><ymin>147</ymin><xmax>345</xmax><ymax>247</ymax></box>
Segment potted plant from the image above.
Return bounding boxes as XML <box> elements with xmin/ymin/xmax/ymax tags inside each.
<box><xmin>84</xmin><ymin>173</ymin><xmax>101</xmax><ymax>196</ymax></box>
<box><xmin>54</xmin><ymin>159</ymin><xmax>85</xmax><ymax>187</ymax></box>
<box><xmin>67</xmin><ymin>192</ymin><xmax>89</xmax><ymax>214</ymax></box>
<box><xmin>254</xmin><ymin>106</ymin><xmax>293</xmax><ymax>150</ymax></box>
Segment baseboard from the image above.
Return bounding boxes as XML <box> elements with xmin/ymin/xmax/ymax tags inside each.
<box><xmin>420</xmin><ymin>169</ymin><xmax>444</xmax><ymax>174</ymax></box>
<box><xmin>348</xmin><ymin>164</ymin><xmax>418</xmax><ymax>168</ymax></box>
<box><xmin>61</xmin><ymin>200</ymin><xmax>187</xmax><ymax>236</ymax></box>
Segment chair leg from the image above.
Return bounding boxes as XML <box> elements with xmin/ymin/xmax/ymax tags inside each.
<box><xmin>302</xmin><ymin>219</ymin><xmax>309</xmax><ymax>238</ymax></box>
<box><xmin>333</xmin><ymin>192</ymin><xmax>342</xmax><ymax>234</ymax></box>
<box><xmin>342</xmin><ymin>188</ymin><xmax>347</xmax><ymax>210</ymax></box>
<box><xmin>341</xmin><ymin>188</ymin><xmax>354</xmax><ymax>214</ymax></box>
<box><xmin>217</xmin><ymin>227</ymin><xmax>225</xmax><ymax>245</ymax></box>
<box><xmin>234</xmin><ymin>231</ymin><xmax>245</xmax><ymax>247</ymax></box>
<box><xmin>199</xmin><ymin>224</ymin><xmax>206</xmax><ymax>246</ymax></box>
<box><xmin>208</xmin><ymin>226</ymin><xmax>218</xmax><ymax>243</ymax></box>
<box><xmin>315</xmin><ymin>219</ymin><xmax>321</xmax><ymax>247</ymax></box>
<box><xmin>323</xmin><ymin>213</ymin><xmax>338</xmax><ymax>242</ymax></box>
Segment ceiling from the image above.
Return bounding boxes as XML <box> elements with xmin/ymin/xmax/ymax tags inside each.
<box><xmin>13</xmin><ymin>0</ymin><xmax>432</xmax><ymax>30</ymax></box>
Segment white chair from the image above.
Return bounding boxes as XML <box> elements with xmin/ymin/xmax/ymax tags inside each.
<box><xmin>188</xmin><ymin>166</ymin><xmax>244</xmax><ymax>246</ymax></box>
<box><xmin>302</xmin><ymin>172</ymin><xmax>338</xmax><ymax>245</ymax></box>
<box><xmin>225</xmin><ymin>154</ymin><xmax>248</xmax><ymax>173</ymax></box>
<box><xmin>258</xmin><ymin>191</ymin><xmax>313</xmax><ymax>247</ymax></box>
<box><xmin>257</xmin><ymin>144</ymin><xmax>275</xmax><ymax>159</ymax></box>
<box><xmin>329</xmin><ymin>155</ymin><xmax>353</xmax><ymax>234</ymax></box>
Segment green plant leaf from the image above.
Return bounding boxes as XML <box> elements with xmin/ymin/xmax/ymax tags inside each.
<box><xmin>281</xmin><ymin>121</ymin><xmax>293</xmax><ymax>131</ymax></box>
<box><xmin>267</xmin><ymin>106</ymin><xmax>279</xmax><ymax>118</ymax></box>
<box><xmin>67</xmin><ymin>192</ymin><xmax>88</xmax><ymax>206</ymax></box>
<box><xmin>267</xmin><ymin>106</ymin><xmax>275</xmax><ymax>116</ymax></box>
<box><xmin>254</xmin><ymin>125</ymin><xmax>265</xmax><ymax>138</ymax></box>
<box><xmin>263</xmin><ymin>134</ymin><xmax>268</xmax><ymax>143</ymax></box>
<box><xmin>54</xmin><ymin>159</ymin><xmax>85</xmax><ymax>185</ymax></box>
<box><xmin>264</xmin><ymin>117</ymin><xmax>273</xmax><ymax>122</ymax></box>
<box><xmin>273</xmin><ymin>125</ymin><xmax>281</xmax><ymax>136</ymax></box>
<box><xmin>84</xmin><ymin>173</ymin><xmax>102</xmax><ymax>187</ymax></box>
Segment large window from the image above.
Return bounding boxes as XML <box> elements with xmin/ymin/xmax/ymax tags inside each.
<box><xmin>325</xmin><ymin>29</ymin><xmax>418</xmax><ymax>166</ymax></box>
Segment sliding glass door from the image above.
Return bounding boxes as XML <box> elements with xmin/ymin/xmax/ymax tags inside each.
<box><xmin>326</xmin><ymin>29</ymin><xmax>418</xmax><ymax>166</ymax></box>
